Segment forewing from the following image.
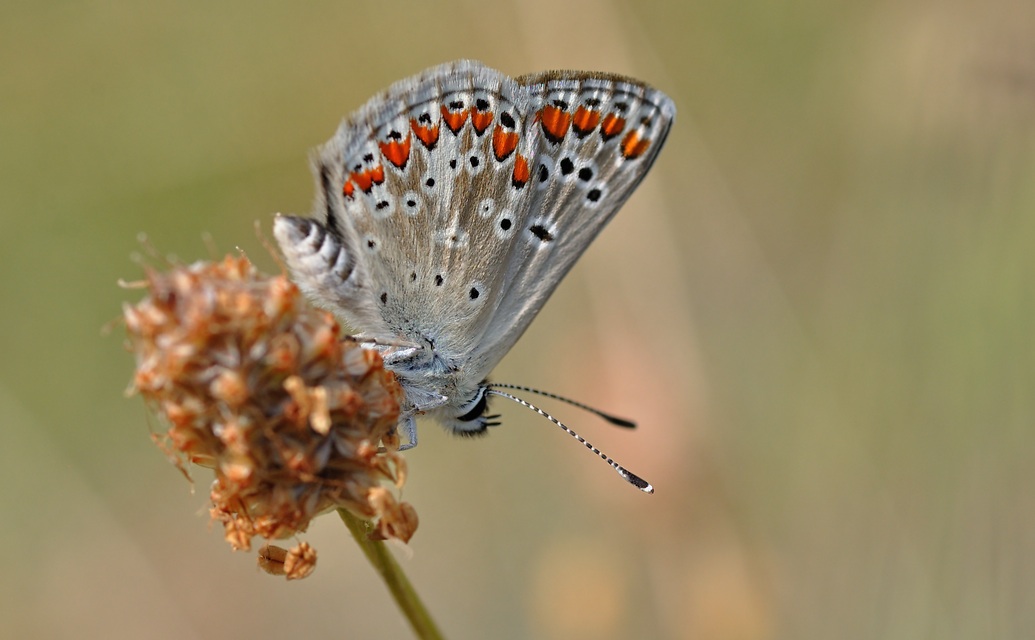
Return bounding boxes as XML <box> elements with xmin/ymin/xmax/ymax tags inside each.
<box><xmin>460</xmin><ymin>69</ymin><xmax>676</xmax><ymax>377</ymax></box>
<box><xmin>277</xmin><ymin>61</ymin><xmax>673</xmax><ymax>382</ymax></box>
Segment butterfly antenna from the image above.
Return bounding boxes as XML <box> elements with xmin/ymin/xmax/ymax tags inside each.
<box><xmin>485</xmin><ymin>389</ymin><xmax>653</xmax><ymax>494</ymax></box>
<box><xmin>487</xmin><ymin>383</ymin><xmax>636</xmax><ymax>428</ymax></box>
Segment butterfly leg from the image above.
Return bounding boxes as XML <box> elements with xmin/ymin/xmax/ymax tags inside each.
<box><xmin>398</xmin><ymin>415</ymin><xmax>418</xmax><ymax>451</ymax></box>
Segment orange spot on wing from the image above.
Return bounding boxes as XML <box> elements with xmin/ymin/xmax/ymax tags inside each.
<box><xmin>572</xmin><ymin>106</ymin><xmax>601</xmax><ymax>137</ymax></box>
<box><xmin>343</xmin><ymin>180</ymin><xmax>355</xmax><ymax>199</ymax></box>
<box><xmin>620</xmin><ymin>131</ymin><xmax>651</xmax><ymax>159</ymax></box>
<box><xmin>471</xmin><ymin>110</ymin><xmax>494</xmax><ymax>135</ymax></box>
<box><xmin>512</xmin><ymin>154</ymin><xmax>529</xmax><ymax>188</ymax></box>
<box><xmin>441</xmin><ymin>105</ymin><xmax>469</xmax><ymax>135</ymax></box>
<box><xmin>539</xmin><ymin>105</ymin><xmax>571</xmax><ymax>144</ymax></box>
<box><xmin>350</xmin><ymin>172</ymin><xmax>370</xmax><ymax>192</ymax></box>
<box><xmin>600</xmin><ymin>113</ymin><xmax>626</xmax><ymax>141</ymax></box>
<box><xmin>410</xmin><ymin>119</ymin><xmax>440</xmax><ymax>149</ymax></box>
<box><xmin>492</xmin><ymin>125</ymin><xmax>519</xmax><ymax>161</ymax></box>
<box><xmin>378</xmin><ymin>135</ymin><xmax>411</xmax><ymax>169</ymax></box>
<box><xmin>349</xmin><ymin>165</ymin><xmax>385</xmax><ymax>193</ymax></box>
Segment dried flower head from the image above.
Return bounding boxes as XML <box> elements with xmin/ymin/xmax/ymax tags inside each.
<box><xmin>123</xmin><ymin>254</ymin><xmax>418</xmax><ymax>573</ymax></box>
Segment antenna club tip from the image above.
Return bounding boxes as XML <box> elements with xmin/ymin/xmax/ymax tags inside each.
<box><xmin>620</xmin><ymin>469</ymin><xmax>655</xmax><ymax>494</ymax></box>
<box><xmin>608</xmin><ymin>416</ymin><xmax>638</xmax><ymax>429</ymax></box>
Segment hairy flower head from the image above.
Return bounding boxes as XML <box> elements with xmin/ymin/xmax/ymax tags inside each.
<box><xmin>123</xmin><ymin>254</ymin><xmax>417</xmax><ymax>576</ymax></box>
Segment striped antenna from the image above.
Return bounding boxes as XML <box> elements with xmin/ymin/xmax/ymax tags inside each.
<box><xmin>487</xmin><ymin>383</ymin><xmax>636</xmax><ymax>428</ymax></box>
<box><xmin>485</xmin><ymin>388</ymin><xmax>653</xmax><ymax>494</ymax></box>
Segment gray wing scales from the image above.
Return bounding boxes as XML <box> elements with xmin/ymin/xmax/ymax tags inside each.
<box><xmin>461</xmin><ymin>71</ymin><xmax>676</xmax><ymax>378</ymax></box>
<box><xmin>276</xmin><ymin>61</ymin><xmax>674</xmax><ymax>383</ymax></box>
<box><xmin>314</xmin><ymin>61</ymin><xmax>535</xmax><ymax>360</ymax></box>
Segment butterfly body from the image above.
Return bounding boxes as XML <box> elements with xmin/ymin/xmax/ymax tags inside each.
<box><xmin>274</xmin><ymin>60</ymin><xmax>674</xmax><ymax>450</ymax></box>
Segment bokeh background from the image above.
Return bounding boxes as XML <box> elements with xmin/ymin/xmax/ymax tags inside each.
<box><xmin>3</xmin><ymin>1</ymin><xmax>1033</xmax><ymax>638</ymax></box>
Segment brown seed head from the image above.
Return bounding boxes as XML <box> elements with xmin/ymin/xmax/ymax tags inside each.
<box><xmin>124</xmin><ymin>255</ymin><xmax>417</xmax><ymax>575</ymax></box>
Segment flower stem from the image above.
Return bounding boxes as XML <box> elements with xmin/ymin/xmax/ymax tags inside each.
<box><xmin>337</xmin><ymin>509</ymin><xmax>445</xmax><ymax>640</ymax></box>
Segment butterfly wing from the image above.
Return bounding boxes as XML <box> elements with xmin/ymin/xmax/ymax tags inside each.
<box><xmin>275</xmin><ymin>61</ymin><xmax>517</xmax><ymax>345</ymax></box>
<box><xmin>460</xmin><ymin>68</ymin><xmax>676</xmax><ymax>378</ymax></box>
<box><xmin>275</xmin><ymin>61</ymin><xmax>673</xmax><ymax>389</ymax></box>
<box><xmin>337</xmin><ymin>61</ymin><xmax>524</xmax><ymax>352</ymax></box>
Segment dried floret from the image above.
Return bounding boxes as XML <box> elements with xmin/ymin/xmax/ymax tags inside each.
<box><xmin>123</xmin><ymin>255</ymin><xmax>418</xmax><ymax>576</ymax></box>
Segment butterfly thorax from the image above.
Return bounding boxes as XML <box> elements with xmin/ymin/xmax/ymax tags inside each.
<box><xmin>374</xmin><ymin>338</ymin><xmax>493</xmax><ymax>434</ymax></box>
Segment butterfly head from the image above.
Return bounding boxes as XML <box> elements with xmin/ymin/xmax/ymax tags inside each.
<box><xmin>420</xmin><ymin>382</ymin><xmax>501</xmax><ymax>436</ymax></box>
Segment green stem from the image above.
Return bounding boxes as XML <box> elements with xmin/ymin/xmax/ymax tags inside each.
<box><xmin>337</xmin><ymin>508</ymin><xmax>445</xmax><ymax>640</ymax></box>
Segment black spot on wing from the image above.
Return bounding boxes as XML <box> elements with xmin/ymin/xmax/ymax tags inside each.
<box><xmin>529</xmin><ymin>225</ymin><xmax>554</xmax><ymax>242</ymax></box>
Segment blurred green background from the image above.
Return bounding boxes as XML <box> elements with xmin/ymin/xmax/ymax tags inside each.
<box><xmin>2</xmin><ymin>1</ymin><xmax>1032</xmax><ymax>638</ymax></box>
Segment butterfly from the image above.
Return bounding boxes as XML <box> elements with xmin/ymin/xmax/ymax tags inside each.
<box><xmin>274</xmin><ymin>60</ymin><xmax>674</xmax><ymax>492</ymax></box>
